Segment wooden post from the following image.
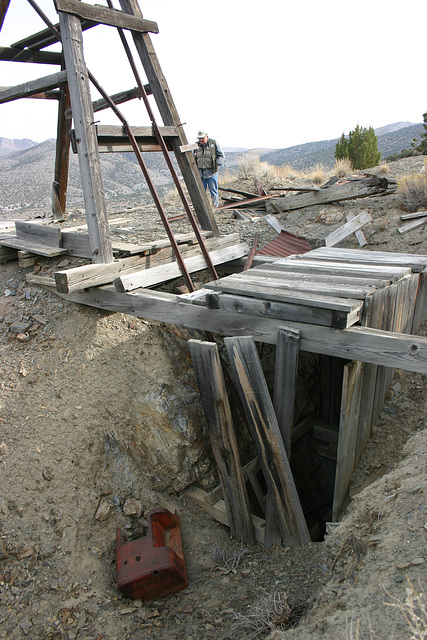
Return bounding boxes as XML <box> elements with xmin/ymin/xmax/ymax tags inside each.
<box><xmin>273</xmin><ymin>327</ymin><xmax>300</xmax><ymax>458</ymax></box>
<box><xmin>117</xmin><ymin>0</ymin><xmax>219</xmax><ymax>236</ymax></box>
<box><xmin>188</xmin><ymin>339</ymin><xmax>256</xmax><ymax>545</ymax></box>
<box><xmin>53</xmin><ymin>79</ymin><xmax>71</xmax><ymax>219</ymax></box>
<box><xmin>333</xmin><ymin>360</ymin><xmax>363</xmax><ymax>521</ymax></box>
<box><xmin>58</xmin><ymin>11</ymin><xmax>113</xmax><ymax>263</ymax></box>
<box><xmin>224</xmin><ymin>336</ymin><xmax>310</xmax><ymax>547</ymax></box>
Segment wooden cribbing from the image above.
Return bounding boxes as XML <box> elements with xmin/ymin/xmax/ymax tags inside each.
<box><xmin>188</xmin><ymin>339</ymin><xmax>256</xmax><ymax>545</ymax></box>
<box><xmin>224</xmin><ymin>336</ymin><xmax>310</xmax><ymax>546</ymax></box>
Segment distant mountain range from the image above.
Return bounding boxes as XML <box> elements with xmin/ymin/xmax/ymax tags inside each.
<box><xmin>0</xmin><ymin>122</ymin><xmax>423</xmax><ymax>214</ymax></box>
<box><xmin>0</xmin><ymin>137</ymin><xmax>38</xmax><ymax>156</ymax></box>
<box><xmin>259</xmin><ymin>122</ymin><xmax>423</xmax><ymax>170</ymax></box>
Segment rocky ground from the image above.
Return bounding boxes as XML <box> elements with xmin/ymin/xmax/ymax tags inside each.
<box><xmin>0</xmin><ymin>157</ymin><xmax>426</xmax><ymax>639</ymax></box>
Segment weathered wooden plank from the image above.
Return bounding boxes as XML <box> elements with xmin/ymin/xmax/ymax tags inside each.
<box><xmin>224</xmin><ymin>336</ymin><xmax>310</xmax><ymax>546</ymax></box>
<box><xmin>15</xmin><ymin>221</ymin><xmax>62</xmax><ymax>247</ymax></box>
<box><xmin>273</xmin><ymin>327</ymin><xmax>300</xmax><ymax>457</ymax></box>
<box><xmin>59</xmin><ymin>12</ymin><xmax>113</xmax><ymax>264</ymax></box>
<box><xmin>305</xmin><ymin>247</ymin><xmax>427</xmax><ymax>273</ymax></box>
<box><xmin>207</xmin><ymin>270</ymin><xmax>380</xmax><ymax>300</ymax></box>
<box><xmin>55</xmin><ymin>0</ymin><xmax>158</xmax><ymax>33</ymax></box>
<box><xmin>400</xmin><ymin>210</ymin><xmax>427</xmax><ymax>221</ymax></box>
<box><xmin>91</xmin><ymin>85</ymin><xmax>149</xmax><ymax>114</ymax></box>
<box><xmin>269</xmin><ymin>176</ymin><xmax>395</xmax><ymax>213</ymax></box>
<box><xmin>412</xmin><ymin>269</ymin><xmax>427</xmax><ymax>333</ymax></box>
<box><xmin>115</xmin><ymin>243</ymin><xmax>249</xmax><ymax>292</ymax></box>
<box><xmin>346</xmin><ymin>212</ymin><xmax>368</xmax><ymax>247</ymax></box>
<box><xmin>333</xmin><ymin>361</ymin><xmax>364</xmax><ymax>521</ymax></box>
<box><xmin>355</xmin><ymin>289</ymin><xmax>385</xmax><ymax>464</ymax></box>
<box><xmin>0</xmin><ymin>47</ymin><xmax>62</xmax><ymax>65</ymax></box>
<box><xmin>270</xmin><ymin>258</ymin><xmax>411</xmax><ymax>280</ymax></box>
<box><xmin>55</xmin><ymin>235</ymin><xmax>236</xmax><ymax>292</ymax></box>
<box><xmin>215</xmin><ymin>291</ymin><xmax>359</xmax><ymax>329</ymax></box>
<box><xmin>188</xmin><ymin>340</ymin><xmax>256</xmax><ymax>544</ymax></box>
<box><xmin>249</xmin><ymin>266</ymin><xmax>392</xmax><ymax>290</ymax></box>
<box><xmin>0</xmin><ymin>236</ymin><xmax>67</xmax><ymax>256</ymax></box>
<box><xmin>46</xmin><ymin>285</ymin><xmax>427</xmax><ymax>374</ymax></box>
<box><xmin>324</xmin><ymin>212</ymin><xmax>372</xmax><ymax>247</ymax></box>
<box><xmin>96</xmin><ymin>124</ymin><xmax>178</xmax><ymax>152</ymax></box>
<box><xmin>205</xmin><ymin>276</ymin><xmax>363</xmax><ymax>314</ymax></box>
<box><xmin>53</xmin><ymin>81</ymin><xmax>71</xmax><ymax>219</ymax></box>
<box><xmin>0</xmin><ymin>70</ymin><xmax>67</xmax><ymax>104</ymax></box>
<box><xmin>96</xmin><ymin>124</ymin><xmax>178</xmax><ymax>138</ymax></box>
<box><xmin>398</xmin><ymin>217</ymin><xmax>427</xmax><ymax>234</ymax></box>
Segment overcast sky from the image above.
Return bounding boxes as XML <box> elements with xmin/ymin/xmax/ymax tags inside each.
<box><xmin>1</xmin><ymin>0</ymin><xmax>426</xmax><ymax>150</ymax></box>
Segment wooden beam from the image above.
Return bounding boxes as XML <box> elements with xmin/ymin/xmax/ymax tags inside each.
<box><xmin>47</xmin><ymin>286</ymin><xmax>427</xmax><ymax>374</ymax></box>
<box><xmin>267</xmin><ymin>176</ymin><xmax>396</xmax><ymax>214</ymax></box>
<box><xmin>53</xmin><ymin>82</ymin><xmax>71</xmax><ymax>218</ymax></box>
<box><xmin>303</xmin><ymin>248</ymin><xmax>427</xmax><ymax>273</ymax></box>
<box><xmin>118</xmin><ymin>0</ymin><xmax>219</xmax><ymax>236</ymax></box>
<box><xmin>346</xmin><ymin>212</ymin><xmax>368</xmax><ymax>247</ymax></box>
<box><xmin>55</xmin><ymin>0</ymin><xmax>158</xmax><ymax>33</ymax></box>
<box><xmin>224</xmin><ymin>336</ymin><xmax>310</xmax><ymax>546</ymax></box>
<box><xmin>59</xmin><ymin>12</ymin><xmax>113</xmax><ymax>263</ymax></box>
<box><xmin>115</xmin><ymin>243</ymin><xmax>250</xmax><ymax>292</ymax></box>
<box><xmin>333</xmin><ymin>361</ymin><xmax>363</xmax><ymax>520</ymax></box>
<box><xmin>189</xmin><ymin>340</ymin><xmax>256</xmax><ymax>544</ymax></box>
<box><xmin>0</xmin><ymin>47</ymin><xmax>63</xmax><ymax>65</ymax></box>
<box><xmin>324</xmin><ymin>212</ymin><xmax>372</xmax><ymax>247</ymax></box>
<box><xmin>96</xmin><ymin>124</ymin><xmax>178</xmax><ymax>152</ymax></box>
<box><xmin>55</xmin><ymin>233</ymin><xmax>228</xmax><ymax>292</ymax></box>
<box><xmin>11</xmin><ymin>19</ymin><xmax>95</xmax><ymax>51</ymax></box>
<box><xmin>91</xmin><ymin>85</ymin><xmax>150</xmax><ymax>113</ymax></box>
<box><xmin>0</xmin><ymin>70</ymin><xmax>67</xmax><ymax>104</ymax></box>
<box><xmin>273</xmin><ymin>327</ymin><xmax>300</xmax><ymax>457</ymax></box>
<box><xmin>15</xmin><ymin>221</ymin><xmax>62</xmax><ymax>247</ymax></box>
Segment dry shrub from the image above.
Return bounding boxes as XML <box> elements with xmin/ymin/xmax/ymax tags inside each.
<box><xmin>397</xmin><ymin>173</ymin><xmax>427</xmax><ymax>212</ymax></box>
<box><xmin>379</xmin><ymin>162</ymin><xmax>390</xmax><ymax>175</ymax></box>
<box><xmin>334</xmin><ymin>157</ymin><xmax>353</xmax><ymax>178</ymax></box>
<box><xmin>308</xmin><ymin>164</ymin><xmax>327</xmax><ymax>185</ymax></box>
<box><xmin>219</xmin><ymin>168</ymin><xmax>238</xmax><ymax>185</ymax></box>
<box><xmin>232</xmin><ymin>591</ymin><xmax>304</xmax><ymax>639</ymax></box>
<box><xmin>237</xmin><ymin>152</ymin><xmax>265</xmax><ymax>179</ymax></box>
<box><xmin>385</xmin><ymin>580</ymin><xmax>427</xmax><ymax>640</ymax></box>
<box><xmin>272</xmin><ymin>164</ymin><xmax>302</xmax><ymax>181</ymax></box>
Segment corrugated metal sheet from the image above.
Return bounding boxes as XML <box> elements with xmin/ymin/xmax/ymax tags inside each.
<box><xmin>258</xmin><ymin>229</ymin><xmax>312</xmax><ymax>257</ymax></box>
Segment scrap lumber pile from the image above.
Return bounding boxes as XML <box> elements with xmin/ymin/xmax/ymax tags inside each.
<box><xmin>217</xmin><ymin>175</ymin><xmax>397</xmax><ymax>215</ymax></box>
<box><xmin>0</xmin><ymin>220</ymin><xmax>248</xmax><ymax>293</ymax></box>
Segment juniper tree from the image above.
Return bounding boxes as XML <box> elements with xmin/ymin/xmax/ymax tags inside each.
<box><xmin>335</xmin><ymin>125</ymin><xmax>381</xmax><ymax>170</ymax></box>
<box><xmin>335</xmin><ymin>133</ymin><xmax>349</xmax><ymax>161</ymax></box>
<box><xmin>412</xmin><ymin>111</ymin><xmax>427</xmax><ymax>154</ymax></box>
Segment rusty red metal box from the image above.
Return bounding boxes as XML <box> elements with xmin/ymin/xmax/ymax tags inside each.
<box><xmin>116</xmin><ymin>507</ymin><xmax>188</xmax><ymax>600</ymax></box>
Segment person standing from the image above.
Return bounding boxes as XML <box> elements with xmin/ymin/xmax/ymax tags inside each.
<box><xmin>194</xmin><ymin>131</ymin><xmax>225</xmax><ymax>207</ymax></box>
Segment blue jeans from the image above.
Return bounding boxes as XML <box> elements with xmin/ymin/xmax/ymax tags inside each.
<box><xmin>201</xmin><ymin>172</ymin><xmax>219</xmax><ymax>207</ymax></box>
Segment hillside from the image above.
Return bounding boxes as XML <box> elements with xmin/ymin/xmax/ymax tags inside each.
<box><xmin>0</xmin><ymin>155</ymin><xmax>426</xmax><ymax>640</ymax></box>
<box><xmin>259</xmin><ymin>122</ymin><xmax>423</xmax><ymax>170</ymax></box>
<box><xmin>0</xmin><ymin>121</ymin><xmax>424</xmax><ymax>214</ymax></box>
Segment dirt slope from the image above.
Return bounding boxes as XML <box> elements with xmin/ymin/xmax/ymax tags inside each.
<box><xmin>0</xmin><ymin>157</ymin><xmax>426</xmax><ymax>640</ymax></box>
